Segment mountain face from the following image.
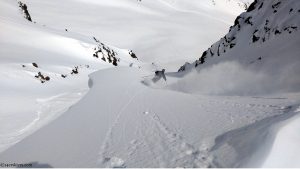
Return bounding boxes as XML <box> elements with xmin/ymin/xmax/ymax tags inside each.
<box><xmin>179</xmin><ymin>0</ymin><xmax>300</xmax><ymax>71</ymax></box>
<box><xmin>175</xmin><ymin>0</ymin><xmax>300</xmax><ymax>95</ymax></box>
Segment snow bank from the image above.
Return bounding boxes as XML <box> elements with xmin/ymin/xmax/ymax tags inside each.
<box><xmin>261</xmin><ymin>108</ymin><xmax>300</xmax><ymax>167</ymax></box>
<box><xmin>210</xmin><ymin>103</ymin><xmax>300</xmax><ymax>167</ymax></box>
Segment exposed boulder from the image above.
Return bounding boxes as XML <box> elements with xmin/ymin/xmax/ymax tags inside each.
<box><xmin>18</xmin><ymin>1</ymin><xmax>32</xmax><ymax>22</ymax></box>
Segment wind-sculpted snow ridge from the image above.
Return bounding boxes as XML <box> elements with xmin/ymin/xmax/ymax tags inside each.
<box><xmin>210</xmin><ymin>104</ymin><xmax>300</xmax><ymax>167</ymax></box>
<box><xmin>261</xmin><ymin>106</ymin><xmax>300</xmax><ymax>167</ymax></box>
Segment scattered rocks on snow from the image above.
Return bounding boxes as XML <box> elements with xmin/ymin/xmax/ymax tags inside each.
<box><xmin>245</xmin><ymin>17</ymin><xmax>253</xmax><ymax>26</ymax></box>
<box><xmin>275</xmin><ymin>29</ymin><xmax>281</xmax><ymax>35</ymax></box>
<box><xmin>258</xmin><ymin>2</ymin><xmax>264</xmax><ymax>10</ymax></box>
<box><xmin>35</xmin><ymin>72</ymin><xmax>50</xmax><ymax>83</ymax></box>
<box><xmin>32</xmin><ymin>63</ymin><xmax>38</xmax><ymax>68</ymax></box>
<box><xmin>178</xmin><ymin>62</ymin><xmax>191</xmax><ymax>72</ymax></box>
<box><xmin>246</xmin><ymin>0</ymin><xmax>258</xmax><ymax>12</ymax></box>
<box><xmin>92</xmin><ymin>37</ymin><xmax>138</xmax><ymax>67</ymax></box>
<box><xmin>92</xmin><ymin>37</ymin><xmax>119</xmax><ymax>66</ymax></box>
<box><xmin>18</xmin><ymin>1</ymin><xmax>32</xmax><ymax>22</ymax></box>
<box><xmin>252</xmin><ymin>30</ymin><xmax>260</xmax><ymax>43</ymax></box>
<box><xmin>129</xmin><ymin>50</ymin><xmax>138</xmax><ymax>59</ymax></box>
<box><xmin>71</xmin><ymin>66</ymin><xmax>79</xmax><ymax>74</ymax></box>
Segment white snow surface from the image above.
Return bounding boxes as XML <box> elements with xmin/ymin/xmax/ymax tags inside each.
<box><xmin>261</xmin><ymin>111</ymin><xmax>300</xmax><ymax>168</ymax></box>
<box><xmin>0</xmin><ymin>0</ymin><xmax>300</xmax><ymax>168</ymax></box>
<box><xmin>0</xmin><ymin>0</ymin><xmax>138</xmax><ymax>153</ymax></box>
<box><xmin>1</xmin><ymin>67</ymin><xmax>300</xmax><ymax>167</ymax></box>
<box><xmin>19</xmin><ymin>0</ymin><xmax>246</xmax><ymax>71</ymax></box>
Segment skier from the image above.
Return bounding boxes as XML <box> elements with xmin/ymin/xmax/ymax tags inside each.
<box><xmin>154</xmin><ymin>69</ymin><xmax>167</xmax><ymax>81</ymax></box>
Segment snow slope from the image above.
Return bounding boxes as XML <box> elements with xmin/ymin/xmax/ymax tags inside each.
<box><xmin>1</xmin><ymin>0</ymin><xmax>300</xmax><ymax>168</ymax></box>
<box><xmin>0</xmin><ymin>67</ymin><xmax>299</xmax><ymax>167</ymax></box>
<box><xmin>19</xmin><ymin>0</ymin><xmax>246</xmax><ymax>70</ymax></box>
<box><xmin>0</xmin><ymin>0</ymin><xmax>138</xmax><ymax>152</ymax></box>
<box><xmin>0</xmin><ymin>0</ymin><xmax>245</xmax><ymax>153</ymax></box>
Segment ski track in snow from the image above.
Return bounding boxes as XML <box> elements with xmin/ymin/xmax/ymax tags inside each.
<box><xmin>96</xmin><ymin>85</ymin><xmax>213</xmax><ymax>167</ymax></box>
<box><xmin>109</xmin><ymin>85</ymin><xmax>298</xmax><ymax>167</ymax></box>
<box><xmin>142</xmin><ymin>112</ymin><xmax>212</xmax><ymax>168</ymax></box>
<box><xmin>98</xmin><ymin>85</ymin><xmax>145</xmax><ymax>168</ymax></box>
<box><xmin>95</xmin><ymin>84</ymin><xmax>294</xmax><ymax>168</ymax></box>
<box><xmin>23</xmin><ymin>90</ymin><xmax>87</xmax><ymax>133</ymax></box>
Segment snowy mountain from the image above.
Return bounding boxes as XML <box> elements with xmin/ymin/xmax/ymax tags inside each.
<box><xmin>17</xmin><ymin>0</ymin><xmax>247</xmax><ymax>70</ymax></box>
<box><xmin>176</xmin><ymin>0</ymin><xmax>300</xmax><ymax>95</ymax></box>
<box><xmin>0</xmin><ymin>0</ymin><xmax>300</xmax><ymax>168</ymax></box>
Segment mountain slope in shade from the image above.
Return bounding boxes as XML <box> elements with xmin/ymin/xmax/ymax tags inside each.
<box><xmin>175</xmin><ymin>0</ymin><xmax>300</xmax><ymax>95</ymax></box>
